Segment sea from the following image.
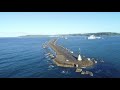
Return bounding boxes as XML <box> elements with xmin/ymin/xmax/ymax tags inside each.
<box><xmin>0</xmin><ymin>36</ymin><xmax>120</xmax><ymax>78</ymax></box>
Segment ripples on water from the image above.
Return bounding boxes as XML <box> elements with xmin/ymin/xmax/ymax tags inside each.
<box><xmin>0</xmin><ymin>36</ymin><xmax>120</xmax><ymax>78</ymax></box>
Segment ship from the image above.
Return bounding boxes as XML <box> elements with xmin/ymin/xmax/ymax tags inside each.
<box><xmin>88</xmin><ymin>35</ymin><xmax>101</xmax><ymax>40</ymax></box>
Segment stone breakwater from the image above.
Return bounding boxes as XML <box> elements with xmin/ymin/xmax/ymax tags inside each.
<box><xmin>43</xmin><ymin>38</ymin><xmax>97</xmax><ymax>76</ymax></box>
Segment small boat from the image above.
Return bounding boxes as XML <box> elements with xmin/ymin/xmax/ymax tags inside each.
<box><xmin>88</xmin><ymin>35</ymin><xmax>96</xmax><ymax>39</ymax></box>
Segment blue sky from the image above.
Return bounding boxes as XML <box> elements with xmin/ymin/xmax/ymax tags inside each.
<box><xmin>0</xmin><ymin>12</ymin><xmax>120</xmax><ymax>37</ymax></box>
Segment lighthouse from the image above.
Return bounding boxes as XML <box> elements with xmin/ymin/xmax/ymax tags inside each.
<box><xmin>78</xmin><ymin>54</ymin><xmax>82</xmax><ymax>61</ymax></box>
<box><xmin>78</xmin><ymin>48</ymin><xmax>82</xmax><ymax>61</ymax></box>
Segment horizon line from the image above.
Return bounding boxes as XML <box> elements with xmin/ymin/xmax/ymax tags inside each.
<box><xmin>0</xmin><ymin>32</ymin><xmax>120</xmax><ymax>38</ymax></box>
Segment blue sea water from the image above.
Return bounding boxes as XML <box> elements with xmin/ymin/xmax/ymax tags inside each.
<box><xmin>0</xmin><ymin>36</ymin><xmax>120</xmax><ymax>78</ymax></box>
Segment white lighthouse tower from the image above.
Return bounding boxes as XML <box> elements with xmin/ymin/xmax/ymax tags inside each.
<box><xmin>78</xmin><ymin>48</ymin><xmax>82</xmax><ymax>61</ymax></box>
<box><xmin>78</xmin><ymin>54</ymin><xmax>82</xmax><ymax>61</ymax></box>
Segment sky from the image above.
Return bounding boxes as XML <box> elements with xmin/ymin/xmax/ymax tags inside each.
<box><xmin>0</xmin><ymin>12</ymin><xmax>120</xmax><ymax>37</ymax></box>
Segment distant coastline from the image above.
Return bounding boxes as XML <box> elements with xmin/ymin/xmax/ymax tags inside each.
<box><xmin>19</xmin><ymin>32</ymin><xmax>120</xmax><ymax>38</ymax></box>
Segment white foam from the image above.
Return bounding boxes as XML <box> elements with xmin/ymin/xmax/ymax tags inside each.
<box><xmin>61</xmin><ymin>70</ymin><xmax>69</xmax><ymax>74</ymax></box>
<box><xmin>95</xmin><ymin>70</ymin><xmax>102</xmax><ymax>73</ymax></box>
<box><xmin>61</xmin><ymin>71</ymin><xmax>65</xmax><ymax>74</ymax></box>
<box><xmin>48</xmin><ymin>65</ymin><xmax>54</xmax><ymax>69</ymax></box>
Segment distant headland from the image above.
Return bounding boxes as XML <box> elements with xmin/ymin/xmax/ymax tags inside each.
<box><xmin>19</xmin><ymin>32</ymin><xmax>120</xmax><ymax>38</ymax></box>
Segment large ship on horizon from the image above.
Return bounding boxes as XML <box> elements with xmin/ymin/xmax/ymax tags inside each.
<box><xmin>88</xmin><ymin>35</ymin><xmax>101</xmax><ymax>40</ymax></box>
